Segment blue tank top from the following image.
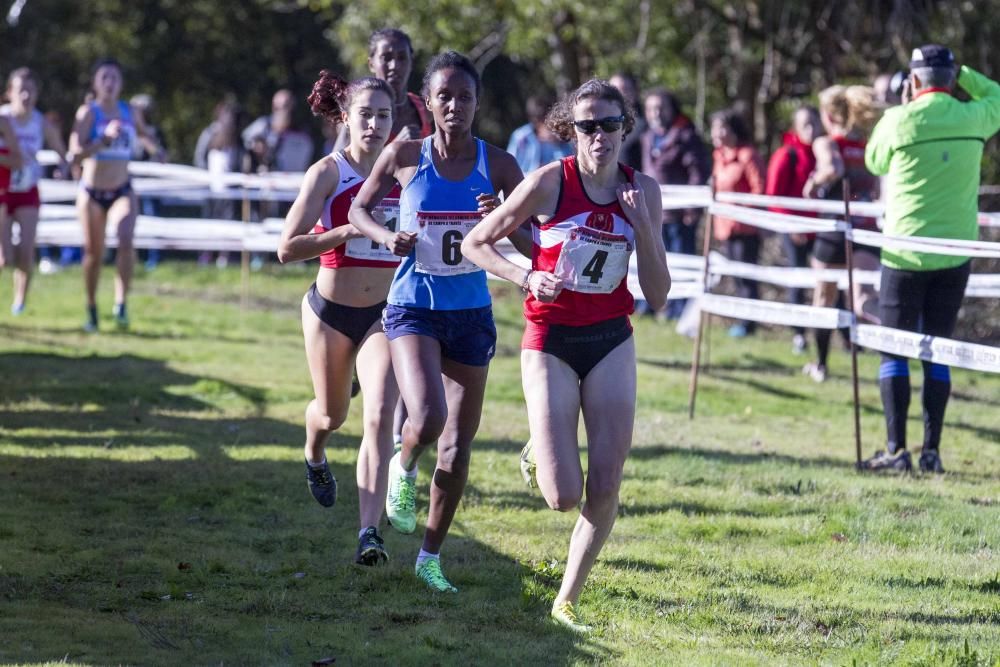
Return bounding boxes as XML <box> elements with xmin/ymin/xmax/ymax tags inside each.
<box><xmin>388</xmin><ymin>136</ymin><xmax>493</xmax><ymax>310</ymax></box>
<box><xmin>88</xmin><ymin>101</ymin><xmax>136</xmax><ymax>161</ymax></box>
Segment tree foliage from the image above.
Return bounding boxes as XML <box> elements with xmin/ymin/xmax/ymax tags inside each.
<box><xmin>2</xmin><ymin>0</ymin><xmax>999</xmax><ymax>173</ymax></box>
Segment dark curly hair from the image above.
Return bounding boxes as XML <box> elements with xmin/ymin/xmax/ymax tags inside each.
<box><xmin>307</xmin><ymin>70</ymin><xmax>396</xmax><ymax>123</ymax></box>
<box><xmin>421</xmin><ymin>50</ymin><xmax>481</xmax><ymax>100</ymax></box>
<box><xmin>545</xmin><ymin>79</ymin><xmax>635</xmax><ymax>142</ymax></box>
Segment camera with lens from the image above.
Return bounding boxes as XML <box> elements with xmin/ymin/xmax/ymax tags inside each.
<box><xmin>889</xmin><ymin>70</ymin><xmax>910</xmax><ymax>98</ymax></box>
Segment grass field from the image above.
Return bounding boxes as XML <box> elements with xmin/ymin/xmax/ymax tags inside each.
<box><xmin>1</xmin><ymin>262</ymin><xmax>998</xmax><ymax>666</ymax></box>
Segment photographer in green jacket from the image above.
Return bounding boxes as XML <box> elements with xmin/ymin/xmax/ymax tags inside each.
<box><xmin>862</xmin><ymin>45</ymin><xmax>1000</xmax><ymax>473</ymax></box>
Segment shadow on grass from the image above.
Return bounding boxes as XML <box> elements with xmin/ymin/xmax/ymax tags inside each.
<box><xmin>628</xmin><ymin>443</ymin><xmax>847</xmax><ymax>470</ymax></box>
<box><xmin>638</xmin><ymin>353</ymin><xmax>791</xmax><ymax>375</ymax></box>
<box><xmin>858</xmin><ymin>402</ymin><xmax>1000</xmax><ymax>443</ymax></box>
<box><xmin>0</xmin><ymin>351</ymin><xmax>594</xmax><ymax>665</ymax></box>
<box><xmin>617</xmin><ymin>498</ymin><xmax>817</xmax><ymax>520</ymax></box>
<box><xmin>704</xmin><ymin>371</ymin><xmax>811</xmax><ymax>401</ymax></box>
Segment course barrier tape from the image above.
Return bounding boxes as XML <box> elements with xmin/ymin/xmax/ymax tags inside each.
<box><xmin>715</xmin><ymin>190</ymin><xmax>884</xmax><ymax>218</ymax></box>
<box><xmin>34</xmin><ymin>151</ymin><xmax>1000</xmax><ymax>224</ymax></box>
<box><xmin>709</xmin><ymin>202</ymin><xmax>846</xmax><ymax>234</ymax></box>
<box><xmin>849</xmin><ymin>228</ymin><xmax>1000</xmax><ymax>259</ymax></box>
<box><xmin>852</xmin><ymin>324</ymin><xmax>1000</xmax><ymax>374</ymax></box>
<box><xmin>700</xmin><ymin>294</ymin><xmax>853</xmax><ymax>329</ymax></box>
<box><xmin>38</xmin><ymin>178</ymin><xmax>300</xmax><ymax>204</ymax></box>
<box><xmin>30</xmin><ymin>210</ymin><xmax>1000</xmax><ymax>299</ymax></box>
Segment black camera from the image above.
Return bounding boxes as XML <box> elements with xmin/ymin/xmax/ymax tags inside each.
<box><xmin>889</xmin><ymin>70</ymin><xmax>909</xmax><ymax>98</ymax></box>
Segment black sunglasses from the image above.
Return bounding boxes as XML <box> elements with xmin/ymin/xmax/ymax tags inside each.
<box><xmin>572</xmin><ymin>115</ymin><xmax>625</xmax><ymax>134</ymax></box>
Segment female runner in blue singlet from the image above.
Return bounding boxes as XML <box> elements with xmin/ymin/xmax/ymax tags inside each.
<box><xmin>69</xmin><ymin>58</ymin><xmax>163</xmax><ymax>331</ymax></box>
<box><xmin>350</xmin><ymin>51</ymin><xmax>529</xmax><ymax>593</ymax></box>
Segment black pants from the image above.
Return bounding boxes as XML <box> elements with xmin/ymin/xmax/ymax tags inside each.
<box><xmin>724</xmin><ymin>234</ymin><xmax>760</xmax><ymax>333</ymax></box>
<box><xmin>782</xmin><ymin>234</ymin><xmax>813</xmax><ymax>336</ymax></box>
<box><xmin>878</xmin><ymin>261</ymin><xmax>970</xmax><ymax>452</ymax></box>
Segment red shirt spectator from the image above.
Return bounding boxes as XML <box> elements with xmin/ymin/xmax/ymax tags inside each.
<box><xmin>766</xmin><ymin>131</ymin><xmax>817</xmax><ymax>216</ymax></box>
<box><xmin>712</xmin><ymin>143</ymin><xmax>766</xmax><ymax>240</ymax></box>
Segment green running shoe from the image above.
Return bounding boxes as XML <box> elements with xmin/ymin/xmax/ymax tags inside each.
<box><xmin>415</xmin><ymin>558</ymin><xmax>457</xmax><ymax>593</ymax></box>
<box><xmin>386</xmin><ymin>452</ymin><xmax>417</xmax><ymax>534</ymax></box>
<box><xmin>551</xmin><ymin>601</ymin><xmax>592</xmax><ymax>634</ymax></box>
<box><xmin>519</xmin><ymin>440</ymin><xmax>537</xmax><ymax>489</ymax></box>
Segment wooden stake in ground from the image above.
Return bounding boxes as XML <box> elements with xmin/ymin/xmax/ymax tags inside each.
<box><xmin>842</xmin><ymin>181</ymin><xmax>863</xmax><ymax>466</ymax></box>
<box><xmin>240</xmin><ymin>188</ymin><xmax>251</xmax><ymax>313</ymax></box>
<box><xmin>688</xmin><ymin>185</ymin><xmax>716</xmax><ymax>420</ymax></box>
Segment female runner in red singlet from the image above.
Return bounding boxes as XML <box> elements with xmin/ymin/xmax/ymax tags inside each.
<box><xmin>278</xmin><ymin>71</ymin><xmax>401</xmax><ymax>566</ymax></box>
<box><xmin>463</xmin><ymin>79</ymin><xmax>669</xmax><ymax>632</ymax></box>
<box><xmin>802</xmin><ymin>85</ymin><xmax>882</xmax><ymax>382</ymax></box>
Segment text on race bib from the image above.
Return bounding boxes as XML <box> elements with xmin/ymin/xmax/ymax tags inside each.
<box><xmin>414</xmin><ymin>211</ymin><xmax>483</xmax><ymax>276</ymax></box>
<box><xmin>553</xmin><ymin>226</ymin><xmax>633</xmax><ymax>294</ymax></box>
<box><xmin>9</xmin><ymin>161</ymin><xmax>39</xmax><ymax>192</ymax></box>
<box><xmin>345</xmin><ymin>198</ymin><xmax>401</xmax><ymax>263</ymax></box>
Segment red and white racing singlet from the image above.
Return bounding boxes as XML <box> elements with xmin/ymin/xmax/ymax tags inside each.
<box><xmin>524</xmin><ymin>156</ymin><xmax>636</xmax><ymax>326</ymax></box>
<box><xmin>314</xmin><ymin>151</ymin><xmax>401</xmax><ymax>270</ymax></box>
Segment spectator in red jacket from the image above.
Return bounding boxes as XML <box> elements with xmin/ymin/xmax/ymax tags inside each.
<box><xmin>765</xmin><ymin>105</ymin><xmax>822</xmax><ymax>353</ymax></box>
<box><xmin>710</xmin><ymin>108</ymin><xmax>766</xmax><ymax>337</ymax></box>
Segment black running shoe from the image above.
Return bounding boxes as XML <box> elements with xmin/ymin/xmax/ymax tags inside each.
<box><xmin>84</xmin><ymin>305</ymin><xmax>99</xmax><ymax>333</ymax></box>
<box><xmin>305</xmin><ymin>459</ymin><xmax>337</xmax><ymax>507</ymax></box>
<box><xmin>355</xmin><ymin>526</ymin><xmax>388</xmax><ymax>566</ymax></box>
<box><xmin>857</xmin><ymin>449</ymin><xmax>912</xmax><ymax>474</ymax></box>
<box><xmin>918</xmin><ymin>449</ymin><xmax>945</xmax><ymax>474</ymax></box>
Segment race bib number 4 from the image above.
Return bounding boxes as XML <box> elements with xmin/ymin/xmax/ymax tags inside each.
<box><xmin>554</xmin><ymin>226</ymin><xmax>632</xmax><ymax>294</ymax></box>
<box><xmin>414</xmin><ymin>211</ymin><xmax>482</xmax><ymax>276</ymax></box>
<box><xmin>345</xmin><ymin>198</ymin><xmax>401</xmax><ymax>262</ymax></box>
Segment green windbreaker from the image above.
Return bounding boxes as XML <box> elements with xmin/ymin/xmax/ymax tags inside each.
<box><xmin>865</xmin><ymin>66</ymin><xmax>1000</xmax><ymax>271</ymax></box>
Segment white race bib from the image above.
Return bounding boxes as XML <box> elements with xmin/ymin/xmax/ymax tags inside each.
<box><xmin>9</xmin><ymin>161</ymin><xmax>38</xmax><ymax>192</ymax></box>
<box><xmin>345</xmin><ymin>198</ymin><xmax>401</xmax><ymax>263</ymax></box>
<box><xmin>414</xmin><ymin>211</ymin><xmax>482</xmax><ymax>276</ymax></box>
<box><xmin>554</xmin><ymin>226</ymin><xmax>632</xmax><ymax>294</ymax></box>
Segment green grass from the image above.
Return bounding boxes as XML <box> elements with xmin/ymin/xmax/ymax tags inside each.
<box><xmin>1</xmin><ymin>262</ymin><xmax>998</xmax><ymax>666</ymax></box>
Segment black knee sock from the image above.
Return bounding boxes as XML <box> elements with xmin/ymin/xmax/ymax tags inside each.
<box><xmin>879</xmin><ymin>358</ymin><xmax>910</xmax><ymax>452</ymax></box>
<box><xmin>815</xmin><ymin>329</ymin><xmax>832</xmax><ymax>368</ymax></box>
<box><xmin>921</xmin><ymin>363</ymin><xmax>951</xmax><ymax>451</ymax></box>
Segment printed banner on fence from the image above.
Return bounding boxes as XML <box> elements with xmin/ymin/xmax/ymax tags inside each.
<box><xmin>852</xmin><ymin>325</ymin><xmax>1000</xmax><ymax>374</ymax></box>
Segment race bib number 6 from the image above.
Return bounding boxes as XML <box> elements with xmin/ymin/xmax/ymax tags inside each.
<box><xmin>554</xmin><ymin>227</ymin><xmax>633</xmax><ymax>294</ymax></box>
<box><xmin>345</xmin><ymin>198</ymin><xmax>401</xmax><ymax>263</ymax></box>
<box><xmin>414</xmin><ymin>211</ymin><xmax>482</xmax><ymax>276</ymax></box>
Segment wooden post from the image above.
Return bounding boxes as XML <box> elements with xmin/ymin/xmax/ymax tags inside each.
<box><xmin>240</xmin><ymin>184</ymin><xmax>251</xmax><ymax>313</ymax></box>
<box><xmin>842</xmin><ymin>181</ymin><xmax>863</xmax><ymax>466</ymax></box>
<box><xmin>687</xmin><ymin>185</ymin><xmax>716</xmax><ymax>420</ymax></box>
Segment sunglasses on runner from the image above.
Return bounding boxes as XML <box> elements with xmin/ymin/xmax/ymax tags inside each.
<box><xmin>572</xmin><ymin>116</ymin><xmax>625</xmax><ymax>134</ymax></box>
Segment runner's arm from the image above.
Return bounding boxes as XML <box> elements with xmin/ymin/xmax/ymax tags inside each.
<box><xmin>487</xmin><ymin>146</ymin><xmax>534</xmax><ymax>258</ymax></box>
<box><xmin>462</xmin><ymin>163</ymin><xmax>560</xmax><ymax>290</ymax></box>
<box><xmin>349</xmin><ymin>141</ymin><xmax>417</xmax><ymax>256</ymax></box>
<box><xmin>626</xmin><ymin>172</ymin><xmax>670</xmax><ymax>310</ymax></box>
<box><xmin>278</xmin><ymin>158</ymin><xmax>359</xmax><ymax>263</ymax></box>
<box><xmin>68</xmin><ymin>104</ymin><xmax>107</xmax><ymax>164</ymax></box>
<box><xmin>0</xmin><ymin>118</ymin><xmax>22</xmax><ymax>169</ymax></box>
